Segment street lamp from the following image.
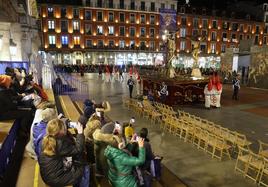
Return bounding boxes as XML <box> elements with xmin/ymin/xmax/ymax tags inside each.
<box><xmin>9</xmin><ymin>38</ymin><xmax>17</xmax><ymax>56</ymax></box>
<box><xmin>0</xmin><ymin>35</ymin><xmax>3</xmax><ymax>51</ymax></box>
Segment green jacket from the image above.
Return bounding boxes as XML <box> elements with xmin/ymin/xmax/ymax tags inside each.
<box><xmin>104</xmin><ymin>145</ymin><xmax>145</xmax><ymax>187</ymax></box>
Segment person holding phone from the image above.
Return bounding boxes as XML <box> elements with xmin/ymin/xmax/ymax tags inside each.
<box><xmin>104</xmin><ymin>136</ymin><xmax>145</xmax><ymax>187</ymax></box>
<box><xmin>39</xmin><ymin>119</ymin><xmax>86</xmax><ymax>187</ymax></box>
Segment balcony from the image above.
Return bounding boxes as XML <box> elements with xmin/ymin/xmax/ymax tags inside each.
<box><xmin>222</xmin><ymin>38</ymin><xmax>228</xmax><ymax>42</ymax></box>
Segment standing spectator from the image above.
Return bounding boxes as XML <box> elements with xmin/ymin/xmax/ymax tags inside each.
<box><xmin>39</xmin><ymin>119</ymin><xmax>85</xmax><ymax>187</ymax></box>
<box><xmin>158</xmin><ymin>82</ymin><xmax>168</xmax><ymax>103</ymax></box>
<box><xmin>232</xmin><ymin>75</ymin><xmax>240</xmax><ymax>100</ymax></box>
<box><xmin>127</xmin><ymin>76</ymin><xmax>135</xmax><ymax>98</ymax></box>
<box><xmin>104</xmin><ymin>136</ymin><xmax>145</xmax><ymax>187</ymax></box>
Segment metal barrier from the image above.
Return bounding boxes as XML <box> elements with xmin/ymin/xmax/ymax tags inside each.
<box><xmin>54</xmin><ymin>73</ymin><xmax>89</xmax><ymax>101</ymax></box>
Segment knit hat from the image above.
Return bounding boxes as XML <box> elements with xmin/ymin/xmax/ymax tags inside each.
<box><xmin>0</xmin><ymin>75</ymin><xmax>12</xmax><ymax>88</ymax></box>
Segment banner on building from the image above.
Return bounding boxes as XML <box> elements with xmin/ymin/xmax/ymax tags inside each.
<box><xmin>28</xmin><ymin>0</ymin><xmax>39</xmax><ymax>18</ymax></box>
<box><xmin>159</xmin><ymin>9</ymin><xmax>177</xmax><ymax>35</ymax></box>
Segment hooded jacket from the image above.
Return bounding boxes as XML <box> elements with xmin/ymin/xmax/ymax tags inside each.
<box><xmin>104</xmin><ymin>145</ymin><xmax>145</xmax><ymax>187</ymax></box>
<box><xmin>39</xmin><ymin>134</ymin><xmax>85</xmax><ymax>187</ymax></box>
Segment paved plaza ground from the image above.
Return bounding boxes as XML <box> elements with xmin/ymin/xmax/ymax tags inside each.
<box><xmin>72</xmin><ymin>73</ymin><xmax>268</xmax><ymax>187</ymax></box>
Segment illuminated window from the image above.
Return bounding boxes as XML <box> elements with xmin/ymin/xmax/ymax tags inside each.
<box><xmin>73</xmin><ymin>36</ymin><xmax>80</xmax><ymax>45</ymax></box>
<box><xmin>211</xmin><ymin>43</ymin><xmax>216</xmax><ymax>53</ymax></box>
<box><xmin>108</xmin><ymin>26</ymin><xmax>114</xmax><ymax>35</ymax></box>
<box><xmin>130</xmin><ymin>40</ymin><xmax>135</xmax><ymax>48</ymax></box>
<box><xmin>48</xmin><ymin>7</ymin><xmax>53</xmax><ymax>13</ymax></box>
<box><xmin>119</xmin><ymin>40</ymin><xmax>125</xmax><ymax>48</ymax></box>
<box><xmin>48</xmin><ymin>35</ymin><xmax>56</xmax><ymax>44</ymax></box>
<box><xmin>97</xmin><ymin>25</ymin><xmax>103</xmax><ymax>35</ymax></box>
<box><xmin>211</xmin><ymin>32</ymin><xmax>217</xmax><ymax>41</ymax></box>
<box><xmin>48</xmin><ymin>20</ymin><xmax>55</xmax><ymax>29</ymax></box>
<box><xmin>73</xmin><ymin>21</ymin><xmax>80</xmax><ymax>30</ymax></box>
<box><xmin>180</xmin><ymin>28</ymin><xmax>186</xmax><ymax>37</ymax></box>
<box><xmin>180</xmin><ymin>41</ymin><xmax>185</xmax><ymax>50</ymax></box>
<box><xmin>61</xmin><ymin>36</ymin><xmax>68</xmax><ymax>45</ymax></box>
<box><xmin>149</xmin><ymin>41</ymin><xmax>155</xmax><ymax>49</ymax></box>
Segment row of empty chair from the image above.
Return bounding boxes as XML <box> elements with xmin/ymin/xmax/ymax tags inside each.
<box><xmin>123</xmin><ymin>97</ymin><xmax>268</xmax><ymax>185</ymax></box>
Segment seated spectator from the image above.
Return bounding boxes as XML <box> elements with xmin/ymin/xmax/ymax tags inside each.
<box><xmin>39</xmin><ymin>119</ymin><xmax>85</xmax><ymax>187</ymax></box>
<box><xmin>26</xmin><ymin>102</ymin><xmax>55</xmax><ymax>159</ymax></box>
<box><xmin>32</xmin><ymin>108</ymin><xmax>57</xmax><ymax>158</ymax></box>
<box><xmin>0</xmin><ymin>75</ymin><xmax>34</xmax><ymax>140</ymax></box>
<box><xmin>104</xmin><ymin>136</ymin><xmax>145</xmax><ymax>187</ymax></box>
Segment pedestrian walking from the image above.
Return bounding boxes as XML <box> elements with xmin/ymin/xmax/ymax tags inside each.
<box><xmin>127</xmin><ymin>76</ymin><xmax>135</xmax><ymax>98</ymax></box>
<box><xmin>158</xmin><ymin>82</ymin><xmax>168</xmax><ymax>103</ymax></box>
<box><xmin>232</xmin><ymin>75</ymin><xmax>240</xmax><ymax>100</ymax></box>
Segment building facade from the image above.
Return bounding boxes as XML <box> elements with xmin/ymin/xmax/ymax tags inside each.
<box><xmin>38</xmin><ymin>0</ymin><xmax>268</xmax><ymax>66</ymax></box>
<box><xmin>0</xmin><ymin>0</ymin><xmax>40</xmax><ymax>64</ymax></box>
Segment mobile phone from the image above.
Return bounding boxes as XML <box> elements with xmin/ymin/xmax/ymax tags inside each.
<box><xmin>96</xmin><ymin>111</ymin><xmax>101</xmax><ymax>117</ymax></box>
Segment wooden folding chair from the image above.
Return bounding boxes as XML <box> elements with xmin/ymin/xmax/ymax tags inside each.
<box><xmin>235</xmin><ymin>146</ymin><xmax>251</xmax><ymax>176</ymax></box>
<box><xmin>245</xmin><ymin>152</ymin><xmax>264</xmax><ymax>183</ymax></box>
<box><xmin>258</xmin><ymin>140</ymin><xmax>268</xmax><ymax>158</ymax></box>
<box><xmin>259</xmin><ymin>157</ymin><xmax>268</xmax><ymax>187</ymax></box>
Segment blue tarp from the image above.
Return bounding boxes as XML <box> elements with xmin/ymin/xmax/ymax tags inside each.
<box><xmin>0</xmin><ymin>61</ymin><xmax>29</xmax><ymax>74</ymax></box>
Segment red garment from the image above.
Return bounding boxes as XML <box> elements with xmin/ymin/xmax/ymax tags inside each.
<box><xmin>33</xmin><ymin>83</ymin><xmax>48</xmax><ymax>101</ymax></box>
<box><xmin>208</xmin><ymin>74</ymin><xmax>222</xmax><ymax>91</ymax></box>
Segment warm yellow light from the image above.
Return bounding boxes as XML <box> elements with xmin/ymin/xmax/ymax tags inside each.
<box><xmin>104</xmin><ymin>33</ymin><xmax>107</xmax><ymax>36</ymax></box>
<box><xmin>261</xmin><ymin>31</ymin><xmax>263</xmax><ymax>34</ymax></box>
<box><xmin>70</xmin><ymin>45</ymin><xmax>74</xmax><ymax>48</ymax></box>
<box><xmin>199</xmin><ymin>25</ymin><xmax>202</xmax><ymax>28</ymax></box>
<box><xmin>177</xmin><ymin>35</ymin><xmax>179</xmax><ymax>38</ymax></box>
<box><xmin>146</xmin><ymin>21</ymin><xmax>149</xmax><ymax>25</ymax></box>
<box><xmin>146</xmin><ymin>45</ymin><xmax>149</xmax><ymax>47</ymax></box>
<box><xmin>156</xmin><ymin>48</ymin><xmax>159</xmax><ymax>52</ymax></box>
<box><xmin>81</xmin><ymin>45</ymin><xmax>85</xmax><ymax>49</ymax></box>
<box><xmin>177</xmin><ymin>22</ymin><xmax>181</xmax><ymax>25</ymax></box>
<box><xmin>68</xmin><ymin>16</ymin><xmax>73</xmax><ymax>19</ymax></box>
<box><xmin>56</xmin><ymin>14</ymin><xmax>60</xmax><ymax>19</ymax></box>
<box><xmin>126</xmin><ymin>34</ymin><xmax>129</xmax><ymax>37</ymax></box>
<box><xmin>45</xmin><ymin>45</ymin><xmax>48</xmax><ymax>48</ymax></box>
<box><xmin>94</xmin><ymin>43</ymin><xmax>97</xmax><ymax>46</ymax></box>
<box><xmin>56</xmin><ymin>29</ymin><xmax>61</xmax><ymax>33</ymax></box>
<box><xmin>156</xmin><ymin>22</ymin><xmax>159</xmax><ymax>25</ymax></box>
<box><xmin>104</xmin><ymin>18</ymin><xmax>107</xmax><ymax>22</ymax></box>
<box><xmin>252</xmin><ymin>31</ymin><xmax>255</xmax><ymax>34</ymax></box>
<box><xmin>43</xmin><ymin>29</ymin><xmax>47</xmax><ymax>32</ymax></box>
<box><xmin>228</xmin><ymin>39</ymin><xmax>230</xmax><ymax>42</ymax></box>
<box><xmin>244</xmin><ymin>30</ymin><xmax>247</xmax><ymax>33</ymax></box>
<box><xmin>115</xmin><ymin>33</ymin><xmax>118</xmax><ymax>37</ymax></box>
<box><xmin>136</xmin><ymin>20</ymin><xmax>140</xmax><ymax>24</ymax></box>
<box><xmin>80</xmin><ymin>16</ymin><xmax>84</xmax><ymax>20</ymax></box>
<box><xmin>187</xmin><ymin>50</ymin><xmax>190</xmax><ymax>53</ymax></box>
<box><xmin>42</xmin><ymin>14</ymin><xmax>46</xmax><ymax>18</ymax></box>
<box><xmin>105</xmin><ymin>43</ymin><xmax>108</xmax><ymax>46</ymax></box>
<box><xmin>126</xmin><ymin>20</ymin><xmax>129</xmax><ymax>24</ymax></box>
<box><xmin>126</xmin><ymin>44</ymin><xmax>129</xmax><ymax>47</ymax></box>
<box><xmin>217</xmin><ymin>39</ymin><xmax>220</xmax><ymax>42</ymax></box>
<box><xmin>115</xmin><ymin>43</ymin><xmax>118</xmax><ymax>46</ymax></box>
<box><xmin>57</xmin><ymin>45</ymin><xmax>61</xmax><ymax>48</ymax></box>
<box><xmin>136</xmin><ymin>34</ymin><xmax>139</xmax><ymax>37</ymax></box>
<box><xmin>207</xmin><ymin>38</ymin><xmax>211</xmax><ymax>41</ymax></box>
<box><xmin>136</xmin><ymin>45</ymin><xmax>139</xmax><ymax>47</ymax></box>
<box><xmin>146</xmin><ymin>35</ymin><xmax>149</xmax><ymax>38</ymax></box>
<box><xmin>216</xmin><ymin>51</ymin><xmax>219</xmax><ymax>54</ymax></box>
<box><xmin>93</xmin><ymin>32</ymin><xmax>96</xmax><ymax>36</ymax></box>
<box><xmin>156</xmin><ymin>35</ymin><xmax>159</xmax><ymax>39</ymax></box>
<box><xmin>177</xmin><ymin>49</ymin><xmax>180</xmax><ymax>52</ymax></box>
<box><xmin>93</xmin><ymin>18</ymin><xmax>96</xmax><ymax>22</ymax></box>
<box><xmin>218</xmin><ymin>26</ymin><xmax>221</xmax><ymax>30</ymax></box>
<box><xmin>187</xmin><ymin>23</ymin><xmax>191</xmax><ymax>26</ymax></box>
<box><xmin>229</xmin><ymin>28</ymin><xmax>231</xmax><ymax>31</ymax></box>
<box><xmin>80</xmin><ymin>30</ymin><xmax>84</xmax><ymax>34</ymax></box>
<box><xmin>115</xmin><ymin>19</ymin><xmax>118</xmax><ymax>23</ymax></box>
<box><xmin>259</xmin><ymin>41</ymin><xmax>262</xmax><ymax>45</ymax></box>
<box><xmin>209</xmin><ymin>25</ymin><xmax>211</xmax><ymax>29</ymax></box>
<box><xmin>69</xmin><ymin>30</ymin><xmax>73</xmax><ymax>34</ymax></box>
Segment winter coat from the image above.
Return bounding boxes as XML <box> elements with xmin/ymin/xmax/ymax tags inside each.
<box><xmin>39</xmin><ymin>134</ymin><xmax>85</xmax><ymax>187</ymax></box>
<box><xmin>92</xmin><ymin>129</ymin><xmax>117</xmax><ymax>176</ymax></box>
<box><xmin>33</xmin><ymin>121</ymin><xmax>47</xmax><ymax>158</ymax></box>
<box><xmin>104</xmin><ymin>145</ymin><xmax>145</xmax><ymax>187</ymax></box>
<box><xmin>0</xmin><ymin>87</ymin><xmax>18</xmax><ymax>116</ymax></box>
<box><xmin>84</xmin><ymin>119</ymin><xmax>101</xmax><ymax>142</ymax></box>
<box><xmin>141</xmin><ymin>140</ymin><xmax>154</xmax><ymax>172</ymax></box>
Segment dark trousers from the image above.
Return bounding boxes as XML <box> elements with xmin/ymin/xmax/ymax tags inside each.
<box><xmin>232</xmin><ymin>87</ymin><xmax>239</xmax><ymax>100</ymax></box>
<box><xmin>129</xmin><ymin>85</ymin><xmax>133</xmax><ymax>98</ymax></box>
<box><xmin>0</xmin><ymin>109</ymin><xmax>34</xmax><ymax>139</ymax></box>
